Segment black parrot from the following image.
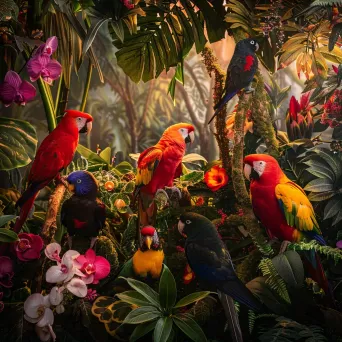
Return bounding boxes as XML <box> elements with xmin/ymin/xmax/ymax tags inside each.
<box><xmin>208</xmin><ymin>38</ymin><xmax>259</xmax><ymax>124</ymax></box>
<box><xmin>178</xmin><ymin>212</ymin><xmax>262</xmax><ymax>342</ymax></box>
<box><xmin>61</xmin><ymin>170</ymin><xmax>106</xmax><ymax>249</ymax></box>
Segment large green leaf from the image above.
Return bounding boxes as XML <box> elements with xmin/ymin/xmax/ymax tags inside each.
<box><xmin>173</xmin><ymin>314</ymin><xmax>207</xmax><ymax>342</ymax></box>
<box><xmin>159</xmin><ymin>265</ymin><xmax>177</xmax><ymax>312</ymax></box>
<box><xmin>0</xmin><ymin>117</ymin><xmax>37</xmax><ymax>171</ymax></box>
<box><xmin>173</xmin><ymin>291</ymin><xmax>211</xmax><ymax>309</ymax></box>
<box><xmin>115</xmin><ymin>161</ymin><xmax>133</xmax><ymax>175</ymax></box>
<box><xmin>154</xmin><ymin>317</ymin><xmax>173</xmax><ymax>342</ymax></box>
<box><xmin>180</xmin><ymin>171</ymin><xmax>204</xmax><ymax>184</ymax></box>
<box><xmin>304</xmin><ymin>178</ymin><xmax>334</xmax><ymax>192</ymax></box>
<box><xmin>116</xmin><ymin>290</ymin><xmax>152</xmax><ymax>307</ymax></box>
<box><xmin>114</xmin><ymin>2</ymin><xmax>224</xmax><ymax>83</ymax></box>
<box><xmin>121</xmin><ymin>277</ymin><xmax>160</xmax><ymax>307</ymax></box>
<box><xmin>0</xmin><ymin>228</ymin><xmax>19</xmax><ymax>242</ymax></box>
<box><xmin>324</xmin><ymin>197</ymin><xmax>342</xmax><ymax>220</ymax></box>
<box><xmin>182</xmin><ymin>153</ymin><xmax>208</xmax><ymax>164</ymax></box>
<box><xmin>123</xmin><ymin>306</ymin><xmax>161</xmax><ymax>324</ymax></box>
<box><xmin>130</xmin><ymin>320</ymin><xmax>157</xmax><ymax>342</ymax></box>
<box><xmin>0</xmin><ymin>215</ymin><xmax>17</xmax><ymax>228</ymax></box>
<box><xmin>0</xmin><ymin>0</ymin><xmax>19</xmax><ymax>21</ymax></box>
<box><xmin>83</xmin><ymin>18</ymin><xmax>111</xmax><ymax>55</ymax></box>
<box><xmin>77</xmin><ymin>145</ymin><xmax>108</xmax><ymax>165</ymax></box>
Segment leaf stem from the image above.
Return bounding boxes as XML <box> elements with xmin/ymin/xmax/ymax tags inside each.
<box><xmin>37</xmin><ymin>77</ymin><xmax>56</xmax><ymax>132</ymax></box>
<box><xmin>80</xmin><ymin>60</ymin><xmax>93</xmax><ymax>112</ymax></box>
<box><xmin>54</xmin><ymin>72</ymin><xmax>63</xmax><ymax>116</ymax></box>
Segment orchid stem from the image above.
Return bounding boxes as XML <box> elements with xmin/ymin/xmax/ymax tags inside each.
<box><xmin>55</xmin><ymin>72</ymin><xmax>63</xmax><ymax>116</ymax></box>
<box><xmin>37</xmin><ymin>77</ymin><xmax>56</xmax><ymax>132</ymax></box>
<box><xmin>80</xmin><ymin>60</ymin><xmax>93</xmax><ymax>112</ymax></box>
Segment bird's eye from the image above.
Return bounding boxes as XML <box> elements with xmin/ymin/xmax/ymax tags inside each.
<box><xmin>250</xmin><ymin>40</ymin><xmax>255</xmax><ymax>44</ymax></box>
<box><xmin>77</xmin><ymin>179</ymin><xmax>82</xmax><ymax>184</ymax></box>
<box><xmin>77</xmin><ymin>117</ymin><xmax>82</xmax><ymax>121</ymax></box>
<box><xmin>186</xmin><ymin>220</ymin><xmax>191</xmax><ymax>224</ymax></box>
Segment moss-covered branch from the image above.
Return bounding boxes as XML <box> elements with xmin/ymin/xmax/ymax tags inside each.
<box><xmin>201</xmin><ymin>46</ymin><xmax>230</xmax><ymax>170</ymax></box>
<box><xmin>251</xmin><ymin>70</ymin><xmax>279</xmax><ymax>158</ymax></box>
<box><xmin>41</xmin><ymin>182</ymin><xmax>67</xmax><ymax>245</ymax></box>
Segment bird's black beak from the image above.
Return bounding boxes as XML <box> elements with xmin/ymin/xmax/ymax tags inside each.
<box><xmin>250</xmin><ymin>168</ymin><xmax>260</xmax><ymax>181</ymax></box>
<box><xmin>185</xmin><ymin>131</ymin><xmax>195</xmax><ymax>144</ymax></box>
<box><xmin>79</xmin><ymin>120</ymin><xmax>93</xmax><ymax>135</ymax></box>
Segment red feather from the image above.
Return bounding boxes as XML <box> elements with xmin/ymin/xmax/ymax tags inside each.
<box><xmin>244</xmin><ymin>55</ymin><xmax>254</xmax><ymax>71</ymax></box>
<box><xmin>73</xmin><ymin>219</ymin><xmax>86</xmax><ymax>229</ymax></box>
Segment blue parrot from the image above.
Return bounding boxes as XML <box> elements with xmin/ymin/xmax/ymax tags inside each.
<box><xmin>178</xmin><ymin>212</ymin><xmax>262</xmax><ymax>342</ymax></box>
<box><xmin>208</xmin><ymin>38</ymin><xmax>259</xmax><ymax>125</ymax></box>
<box><xmin>61</xmin><ymin>170</ymin><xmax>106</xmax><ymax>249</ymax></box>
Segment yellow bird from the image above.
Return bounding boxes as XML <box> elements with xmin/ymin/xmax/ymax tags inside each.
<box><xmin>132</xmin><ymin>226</ymin><xmax>164</xmax><ymax>278</ymax></box>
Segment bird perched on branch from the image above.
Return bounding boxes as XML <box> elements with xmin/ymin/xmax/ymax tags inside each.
<box><xmin>244</xmin><ymin>154</ymin><xmax>333</xmax><ymax>303</ymax></box>
<box><xmin>208</xmin><ymin>38</ymin><xmax>259</xmax><ymax>124</ymax></box>
<box><xmin>178</xmin><ymin>212</ymin><xmax>262</xmax><ymax>342</ymax></box>
<box><xmin>61</xmin><ymin>170</ymin><xmax>106</xmax><ymax>249</ymax></box>
<box><xmin>135</xmin><ymin>123</ymin><xmax>195</xmax><ymax>233</ymax></box>
<box><xmin>13</xmin><ymin>110</ymin><xmax>93</xmax><ymax>233</ymax></box>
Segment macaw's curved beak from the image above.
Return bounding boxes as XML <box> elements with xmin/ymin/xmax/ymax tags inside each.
<box><xmin>145</xmin><ymin>236</ymin><xmax>153</xmax><ymax>250</ymax></box>
<box><xmin>243</xmin><ymin>163</ymin><xmax>260</xmax><ymax>181</ymax></box>
<box><xmin>255</xmin><ymin>42</ymin><xmax>259</xmax><ymax>52</ymax></box>
<box><xmin>185</xmin><ymin>131</ymin><xmax>195</xmax><ymax>144</ymax></box>
<box><xmin>79</xmin><ymin>120</ymin><xmax>93</xmax><ymax>135</ymax></box>
<box><xmin>68</xmin><ymin>183</ymin><xmax>75</xmax><ymax>192</ymax></box>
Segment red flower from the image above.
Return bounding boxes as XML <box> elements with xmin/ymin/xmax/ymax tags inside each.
<box><xmin>321</xmin><ymin>89</ymin><xmax>342</xmax><ymax>127</ymax></box>
<box><xmin>204</xmin><ymin>165</ymin><xmax>229</xmax><ymax>192</ymax></box>
<box><xmin>0</xmin><ymin>256</ymin><xmax>14</xmax><ymax>288</ymax></box>
<box><xmin>176</xmin><ymin>246</ymin><xmax>185</xmax><ymax>253</ymax></box>
<box><xmin>85</xmin><ymin>288</ymin><xmax>98</xmax><ymax>302</ymax></box>
<box><xmin>183</xmin><ymin>264</ymin><xmax>195</xmax><ymax>285</ymax></box>
<box><xmin>195</xmin><ymin>196</ymin><xmax>205</xmax><ymax>206</ymax></box>
<box><xmin>13</xmin><ymin>233</ymin><xmax>43</xmax><ymax>261</ymax></box>
<box><xmin>121</xmin><ymin>0</ymin><xmax>134</xmax><ymax>9</ymax></box>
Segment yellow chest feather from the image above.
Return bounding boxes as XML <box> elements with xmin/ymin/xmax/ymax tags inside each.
<box><xmin>132</xmin><ymin>249</ymin><xmax>164</xmax><ymax>279</ymax></box>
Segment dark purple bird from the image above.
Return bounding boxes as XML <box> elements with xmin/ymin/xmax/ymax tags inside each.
<box><xmin>61</xmin><ymin>171</ymin><xmax>106</xmax><ymax>249</ymax></box>
<box><xmin>208</xmin><ymin>38</ymin><xmax>259</xmax><ymax>125</ymax></box>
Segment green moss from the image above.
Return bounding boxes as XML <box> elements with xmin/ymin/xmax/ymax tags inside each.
<box><xmin>95</xmin><ymin>236</ymin><xmax>120</xmax><ymax>278</ymax></box>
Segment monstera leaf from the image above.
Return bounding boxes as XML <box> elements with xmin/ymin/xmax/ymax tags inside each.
<box><xmin>0</xmin><ymin>0</ymin><xmax>19</xmax><ymax>21</ymax></box>
<box><xmin>0</xmin><ymin>117</ymin><xmax>37</xmax><ymax>171</ymax></box>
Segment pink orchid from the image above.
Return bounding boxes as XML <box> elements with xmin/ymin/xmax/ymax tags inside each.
<box><xmin>13</xmin><ymin>233</ymin><xmax>44</xmax><ymax>262</ymax></box>
<box><xmin>0</xmin><ymin>70</ymin><xmax>36</xmax><ymax>106</ymax></box>
<box><xmin>48</xmin><ymin>287</ymin><xmax>63</xmax><ymax>306</ymax></box>
<box><xmin>66</xmin><ymin>278</ymin><xmax>87</xmax><ymax>297</ymax></box>
<box><xmin>0</xmin><ymin>256</ymin><xmax>14</xmax><ymax>288</ymax></box>
<box><xmin>27</xmin><ymin>55</ymin><xmax>62</xmax><ymax>85</ymax></box>
<box><xmin>45</xmin><ymin>243</ymin><xmax>61</xmax><ymax>263</ymax></box>
<box><xmin>35</xmin><ymin>36</ymin><xmax>58</xmax><ymax>57</ymax></box>
<box><xmin>75</xmin><ymin>249</ymin><xmax>110</xmax><ymax>285</ymax></box>
<box><xmin>336</xmin><ymin>240</ymin><xmax>342</xmax><ymax>249</ymax></box>
<box><xmin>24</xmin><ymin>293</ymin><xmax>53</xmax><ymax>326</ymax></box>
<box><xmin>35</xmin><ymin>325</ymin><xmax>56</xmax><ymax>342</ymax></box>
<box><xmin>46</xmin><ymin>250</ymin><xmax>81</xmax><ymax>284</ymax></box>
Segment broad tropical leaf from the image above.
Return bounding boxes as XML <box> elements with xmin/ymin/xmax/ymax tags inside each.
<box><xmin>154</xmin><ymin>317</ymin><xmax>173</xmax><ymax>342</ymax></box>
<box><xmin>0</xmin><ymin>117</ymin><xmax>37</xmax><ymax>171</ymax></box>
<box><xmin>123</xmin><ymin>306</ymin><xmax>161</xmax><ymax>324</ymax></box>
<box><xmin>174</xmin><ymin>291</ymin><xmax>211</xmax><ymax>309</ymax></box>
<box><xmin>173</xmin><ymin>314</ymin><xmax>207</xmax><ymax>342</ymax></box>
<box><xmin>159</xmin><ymin>265</ymin><xmax>177</xmax><ymax>312</ymax></box>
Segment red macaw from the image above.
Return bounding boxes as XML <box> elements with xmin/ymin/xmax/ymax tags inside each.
<box><xmin>243</xmin><ymin>154</ymin><xmax>332</xmax><ymax>300</ymax></box>
<box><xmin>135</xmin><ymin>123</ymin><xmax>195</xmax><ymax>228</ymax></box>
<box><xmin>13</xmin><ymin>110</ymin><xmax>93</xmax><ymax>233</ymax></box>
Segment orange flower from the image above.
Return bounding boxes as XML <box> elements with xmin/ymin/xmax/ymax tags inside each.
<box><xmin>204</xmin><ymin>165</ymin><xmax>228</xmax><ymax>191</ymax></box>
<box><xmin>104</xmin><ymin>181</ymin><xmax>115</xmax><ymax>191</ymax></box>
<box><xmin>183</xmin><ymin>264</ymin><xmax>195</xmax><ymax>285</ymax></box>
<box><xmin>226</xmin><ymin>111</ymin><xmax>253</xmax><ymax>140</ymax></box>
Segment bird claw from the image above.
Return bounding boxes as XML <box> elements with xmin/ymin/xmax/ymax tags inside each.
<box><xmin>279</xmin><ymin>240</ymin><xmax>290</xmax><ymax>254</ymax></box>
<box><xmin>155</xmin><ymin>189</ymin><xmax>170</xmax><ymax>201</ymax></box>
<box><xmin>165</xmin><ymin>186</ymin><xmax>182</xmax><ymax>200</ymax></box>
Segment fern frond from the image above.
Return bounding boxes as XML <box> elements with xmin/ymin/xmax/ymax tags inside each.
<box><xmin>311</xmin><ymin>0</ymin><xmax>342</xmax><ymax>6</ymax></box>
<box><xmin>288</xmin><ymin>241</ymin><xmax>342</xmax><ymax>264</ymax></box>
<box><xmin>259</xmin><ymin>258</ymin><xmax>291</xmax><ymax>304</ymax></box>
<box><xmin>248</xmin><ymin>310</ymin><xmax>256</xmax><ymax>334</ymax></box>
<box><xmin>251</xmin><ymin>234</ymin><xmax>274</xmax><ymax>256</ymax></box>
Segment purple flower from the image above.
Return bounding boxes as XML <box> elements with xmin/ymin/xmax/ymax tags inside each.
<box><xmin>0</xmin><ymin>71</ymin><xmax>36</xmax><ymax>107</ymax></box>
<box><xmin>336</xmin><ymin>240</ymin><xmax>342</xmax><ymax>249</ymax></box>
<box><xmin>35</xmin><ymin>36</ymin><xmax>58</xmax><ymax>57</ymax></box>
<box><xmin>27</xmin><ymin>55</ymin><xmax>62</xmax><ymax>85</ymax></box>
<box><xmin>85</xmin><ymin>289</ymin><xmax>98</xmax><ymax>302</ymax></box>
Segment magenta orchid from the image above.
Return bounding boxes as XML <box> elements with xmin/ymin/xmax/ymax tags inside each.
<box><xmin>27</xmin><ymin>36</ymin><xmax>62</xmax><ymax>85</ymax></box>
<box><xmin>35</xmin><ymin>36</ymin><xmax>58</xmax><ymax>57</ymax></box>
<box><xmin>85</xmin><ymin>288</ymin><xmax>98</xmax><ymax>302</ymax></box>
<box><xmin>0</xmin><ymin>70</ymin><xmax>36</xmax><ymax>107</ymax></box>
<box><xmin>75</xmin><ymin>249</ymin><xmax>110</xmax><ymax>285</ymax></box>
<box><xmin>13</xmin><ymin>233</ymin><xmax>44</xmax><ymax>262</ymax></box>
<box><xmin>0</xmin><ymin>256</ymin><xmax>14</xmax><ymax>288</ymax></box>
<box><xmin>46</xmin><ymin>250</ymin><xmax>81</xmax><ymax>284</ymax></box>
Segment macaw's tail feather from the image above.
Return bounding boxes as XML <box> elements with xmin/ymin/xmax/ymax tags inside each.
<box><xmin>217</xmin><ymin>290</ymin><xmax>243</xmax><ymax>342</ymax></box>
<box><xmin>220</xmin><ymin>279</ymin><xmax>263</xmax><ymax>312</ymax></box>
<box><xmin>303</xmin><ymin>249</ymin><xmax>335</xmax><ymax>306</ymax></box>
<box><xmin>137</xmin><ymin>196</ymin><xmax>157</xmax><ymax>245</ymax></box>
<box><xmin>13</xmin><ymin>193</ymin><xmax>38</xmax><ymax>233</ymax></box>
<box><xmin>208</xmin><ymin>91</ymin><xmax>238</xmax><ymax>125</ymax></box>
<box><xmin>15</xmin><ymin>182</ymin><xmax>41</xmax><ymax>209</ymax></box>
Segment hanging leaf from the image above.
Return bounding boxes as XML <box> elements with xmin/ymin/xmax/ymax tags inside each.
<box><xmin>0</xmin><ymin>215</ymin><xmax>17</xmax><ymax>228</ymax></box>
<box><xmin>0</xmin><ymin>228</ymin><xmax>19</xmax><ymax>242</ymax></box>
<box><xmin>99</xmin><ymin>147</ymin><xmax>112</xmax><ymax>164</ymax></box>
<box><xmin>83</xmin><ymin>18</ymin><xmax>111</xmax><ymax>55</ymax></box>
<box><xmin>304</xmin><ymin>178</ymin><xmax>334</xmax><ymax>192</ymax></box>
<box><xmin>173</xmin><ymin>314</ymin><xmax>207</xmax><ymax>342</ymax></box>
<box><xmin>0</xmin><ymin>117</ymin><xmax>37</xmax><ymax>171</ymax></box>
<box><xmin>0</xmin><ymin>0</ymin><xmax>19</xmax><ymax>21</ymax></box>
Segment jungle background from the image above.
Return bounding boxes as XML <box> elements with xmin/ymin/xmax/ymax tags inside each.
<box><xmin>0</xmin><ymin>0</ymin><xmax>342</xmax><ymax>342</ymax></box>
